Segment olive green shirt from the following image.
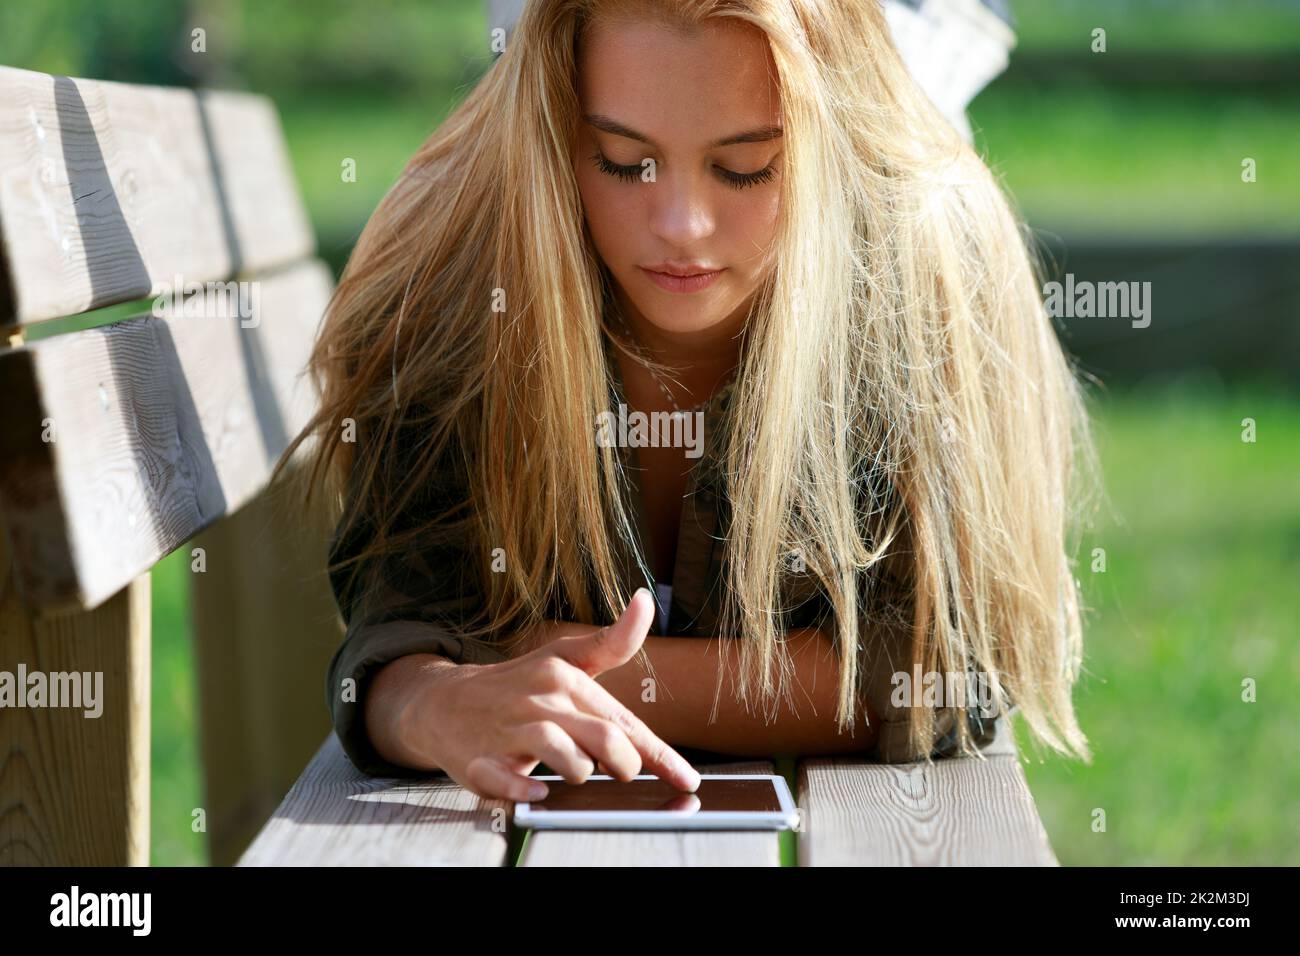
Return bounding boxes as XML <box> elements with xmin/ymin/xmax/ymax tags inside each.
<box><xmin>325</xmin><ymin>339</ymin><xmax>1007</xmax><ymax>777</ymax></box>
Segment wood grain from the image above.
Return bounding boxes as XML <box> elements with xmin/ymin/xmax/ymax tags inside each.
<box><xmin>0</xmin><ymin>66</ymin><xmax>313</xmax><ymax>326</ymax></box>
<box><xmin>0</xmin><ymin>530</ymin><xmax>150</xmax><ymax>865</ymax></box>
<box><xmin>0</xmin><ymin>258</ymin><xmax>332</xmax><ymax>610</ymax></box>
<box><xmin>237</xmin><ymin>734</ymin><xmax>512</xmax><ymax>866</ymax></box>
<box><xmin>796</xmin><ymin>718</ymin><xmax>1059</xmax><ymax>866</ymax></box>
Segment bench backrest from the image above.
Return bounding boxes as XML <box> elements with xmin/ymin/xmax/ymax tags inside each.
<box><xmin>0</xmin><ymin>65</ymin><xmax>332</xmax><ymax>611</ymax></box>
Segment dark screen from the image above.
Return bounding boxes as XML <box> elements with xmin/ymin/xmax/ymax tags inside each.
<box><xmin>527</xmin><ymin>777</ymin><xmax>781</xmax><ymax>813</ymax></box>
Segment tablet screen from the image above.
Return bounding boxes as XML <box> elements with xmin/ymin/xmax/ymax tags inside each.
<box><xmin>527</xmin><ymin>777</ymin><xmax>781</xmax><ymax>813</ymax></box>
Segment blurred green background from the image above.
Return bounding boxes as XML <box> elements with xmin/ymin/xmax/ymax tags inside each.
<box><xmin>1</xmin><ymin>0</ymin><xmax>1296</xmax><ymax>866</ymax></box>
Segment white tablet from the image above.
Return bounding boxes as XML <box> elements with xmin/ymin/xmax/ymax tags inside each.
<box><xmin>513</xmin><ymin>773</ymin><xmax>800</xmax><ymax>830</ymax></box>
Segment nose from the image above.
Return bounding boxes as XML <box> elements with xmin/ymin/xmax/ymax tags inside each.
<box><xmin>646</xmin><ymin>166</ymin><xmax>717</xmax><ymax>248</ymax></box>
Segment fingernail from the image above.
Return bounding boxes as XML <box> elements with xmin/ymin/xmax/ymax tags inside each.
<box><xmin>528</xmin><ymin>783</ymin><xmax>548</xmax><ymax>800</ymax></box>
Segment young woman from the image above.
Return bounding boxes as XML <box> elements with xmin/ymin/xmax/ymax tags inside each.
<box><xmin>275</xmin><ymin>0</ymin><xmax>1097</xmax><ymax>804</ymax></box>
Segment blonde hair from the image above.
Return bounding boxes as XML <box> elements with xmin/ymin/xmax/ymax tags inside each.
<box><xmin>275</xmin><ymin>0</ymin><xmax>1098</xmax><ymax>764</ymax></box>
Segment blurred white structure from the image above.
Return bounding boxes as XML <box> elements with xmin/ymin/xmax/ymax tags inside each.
<box><xmin>882</xmin><ymin>0</ymin><xmax>1015</xmax><ymax>141</ymax></box>
<box><xmin>485</xmin><ymin>0</ymin><xmax>1016</xmax><ymax>144</ymax></box>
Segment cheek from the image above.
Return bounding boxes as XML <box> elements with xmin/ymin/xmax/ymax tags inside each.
<box><xmin>576</xmin><ymin>167</ymin><xmax>638</xmax><ymax>260</ymax></box>
<box><xmin>725</xmin><ymin>190</ymin><xmax>781</xmax><ymax>270</ymax></box>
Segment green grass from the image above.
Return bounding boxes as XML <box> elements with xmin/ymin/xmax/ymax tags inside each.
<box><xmin>1019</xmin><ymin>382</ymin><xmax>1300</xmax><ymax>865</ymax></box>
<box><xmin>1011</xmin><ymin>0</ymin><xmax>1300</xmax><ymax>56</ymax></box>
<box><xmin>969</xmin><ymin>85</ymin><xmax>1300</xmax><ymax>236</ymax></box>
<box><xmin>150</xmin><ymin>545</ymin><xmax>206</xmax><ymax>866</ymax></box>
<box><xmin>277</xmin><ymin>89</ymin><xmax>478</xmax><ymax>250</ymax></box>
<box><xmin>775</xmin><ymin>755</ymin><xmax>798</xmax><ymax>866</ymax></box>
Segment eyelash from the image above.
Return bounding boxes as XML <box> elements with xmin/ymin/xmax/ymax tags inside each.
<box><xmin>589</xmin><ymin>151</ymin><xmax>777</xmax><ymax>190</ymax></box>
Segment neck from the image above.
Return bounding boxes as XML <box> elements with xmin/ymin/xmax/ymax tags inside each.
<box><xmin>612</xmin><ymin>286</ymin><xmax>750</xmax><ymax>384</ymax></box>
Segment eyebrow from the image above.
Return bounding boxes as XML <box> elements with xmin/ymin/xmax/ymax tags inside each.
<box><xmin>582</xmin><ymin>113</ymin><xmax>783</xmax><ymax>150</ymax></box>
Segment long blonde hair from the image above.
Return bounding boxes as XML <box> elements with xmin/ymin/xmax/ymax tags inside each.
<box><xmin>274</xmin><ymin>0</ymin><xmax>1098</xmax><ymax>763</ymax></box>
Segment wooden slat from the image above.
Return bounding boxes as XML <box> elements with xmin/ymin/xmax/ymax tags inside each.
<box><xmin>0</xmin><ymin>529</ymin><xmax>151</xmax><ymax>865</ymax></box>
<box><xmin>796</xmin><ymin>719</ymin><xmax>1059</xmax><ymax>865</ymax></box>
<box><xmin>520</xmin><ymin>761</ymin><xmax>782</xmax><ymax>866</ymax></box>
<box><xmin>237</xmin><ymin>734</ymin><xmax>512</xmax><ymax>866</ymax></box>
<box><xmin>0</xmin><ymin>65</ymin><xmax>313</xmax><ymax>326</ymax></box>
<box><xmin>190</xmin><ymin>464</ymin><xmax>344</xmax><ymax>866</ymax></box>
<box><xmin>0</xmin><ymin>258</ymin><xmax>332</xmax><ymax>611</ymax></box>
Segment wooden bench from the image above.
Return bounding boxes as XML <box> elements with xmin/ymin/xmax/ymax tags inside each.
<box><xmin>237</xmin><ymin>708</ymin><xmax>1056</xmax><ymax>866</ymax></box>
<box><xmin>0</xmin><ymin>64</ymin><xmax>340</xmax><ymax>866</ymax></box>
<box><xmin>0</xmin><ymin>65</ymin><xmax>1058</xmax><ymax>868</ymax></box>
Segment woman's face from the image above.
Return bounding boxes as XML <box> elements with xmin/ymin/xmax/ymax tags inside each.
<box><xmin>573</xmin><ymin>16</ymin><xmax>783</xmax><ymax>340</ymax></box>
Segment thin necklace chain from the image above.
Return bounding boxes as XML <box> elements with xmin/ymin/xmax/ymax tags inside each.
<box><xmin>609</xmin><ymin>303</ymin><xmax>735</xmax><ymax>416</ymax></box>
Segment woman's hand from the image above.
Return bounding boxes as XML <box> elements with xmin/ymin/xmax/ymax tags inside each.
<box><xmin>407</xmin><ymin>588</ymin><xmax>700</xmax><ymax>802</ymax></box>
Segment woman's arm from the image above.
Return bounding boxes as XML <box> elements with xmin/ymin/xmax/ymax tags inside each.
<box><xmin>598</xmin><ymin>627</ymin><xmax>880</xmax><ymax>757</ymax></box>
<box><xmin>365</xmin><ymin>651</ymin><xmax>459</xmax><ymax>772</ymax></box>
<box><xmin>514</xmin><ymin>623</ymin><xmax>880</xmax><ymax>757</ymax></box>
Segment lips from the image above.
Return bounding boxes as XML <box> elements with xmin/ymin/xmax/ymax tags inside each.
<box><xmin>639</xmin><ymin>265</ymin><xmax>725</xmax><ymax>294</ymax></box>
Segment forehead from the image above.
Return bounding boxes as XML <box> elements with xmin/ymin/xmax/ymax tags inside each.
<box><xmin>576</xmin><ymin>16</ymin><xmax>782</xmax><ymax>144</ymax></box>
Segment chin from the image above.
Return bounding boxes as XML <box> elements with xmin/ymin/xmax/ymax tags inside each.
<box><xmin>627</xmin><ymin>287</ymin><xmax>739</xmax><ymax>334</ymax></box>
<box><xmin>637</xmin><ymin>303</ymin><xmax>726</xmax><ymax>335</ymax></box>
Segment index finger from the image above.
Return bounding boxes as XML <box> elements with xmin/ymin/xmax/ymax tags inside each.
<box><xmin>566</xmin><ymin>671</ymin><xmax>701</xmax><ymax>792</ymax></box>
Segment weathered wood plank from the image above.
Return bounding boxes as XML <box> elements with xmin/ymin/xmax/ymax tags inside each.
<box><xmin>0</xmin><ymin>258</ymin><xmax>331</xmax><ymax>611</ymax></box>
<box><xmin>0</xmin><ymin>65</ymin><xmax>313</xmax><ymax>326</ymax></box>
<box><xmin>520</xmin><ymin>761</ymin><xmax>782</xmax><ymax>867</ymax></box>
<box><xmin>796</xmin><ymin>718</ymin><xmax>1059</xmax><ymax>866</ymax></box>
<box><xmin>0</xmin><ymin>529</ymin><xmax>151</xmax><ymax>866</ymax></box>
<box><xmin>190</xmin><ymin>464</ymin><xmax>344</xmax><ymax>866</ymax></box>
<box><xmin>237</xmin><ymin>734</ymin><xmax>511</xmax><ymax>867</ymax></box>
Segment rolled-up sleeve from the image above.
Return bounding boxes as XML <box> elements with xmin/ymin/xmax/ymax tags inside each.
<box><xmin>325</xmin><ymin>430</ymin><xmax>509</xmax><ymax>777</ymax></box>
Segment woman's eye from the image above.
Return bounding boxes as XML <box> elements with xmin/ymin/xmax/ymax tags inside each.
<box><xmin>591</xmin><ymin>151</ymin><xmax>644</xmax><ymax>182</ymax></box>
<box><xmin>590</xmin><ymin>151</ymin><xmax>777</xmax><ymax>190</ymax></box>
<box><xmin>715</xmin><ymin>164</ymin><xmax>777</xmax><ymax>190</ymax></box>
